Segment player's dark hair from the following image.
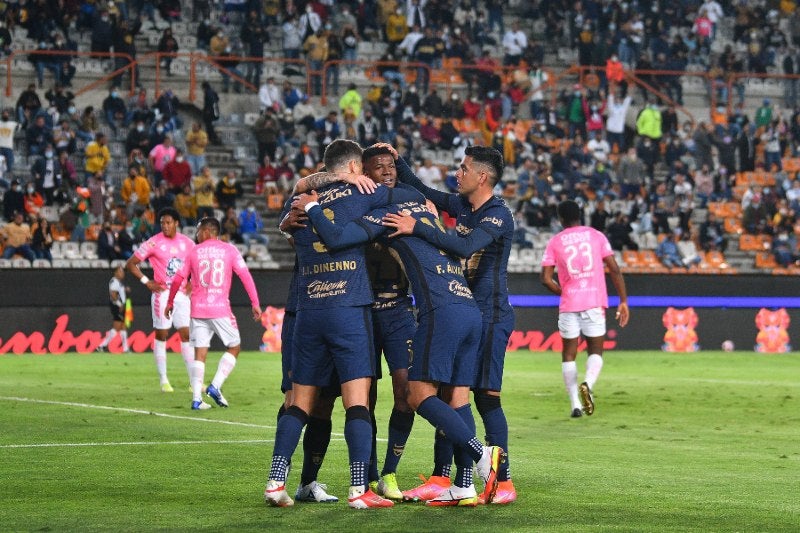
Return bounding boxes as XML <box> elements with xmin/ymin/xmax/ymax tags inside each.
<box><xmin>362</xmin><ymin>145</ymin><xmax>393</xmax><ymax>163</ymax></box>
<box><xmin>465</xmin><ymin>145</ymin><xmax>504</xmax><ymax>186</ymax></box>
<box><xmin>323</xmin><ymin>139</ymin><xmax>363</xmax><ymax>172</ymax></box>
<box><xmin>557</xmin><ymin>200</ymin><xmax>582</xmax><ymax>225</ymax></box>
<box><xmin>198</xmin><ymin>216</ymin><xmax>221</xmax><ymax>235</ymax></box>
<box><xmin>158</xmin><ymin>207</ymin><xmax>181</xmax><ymax>224</ymax></box>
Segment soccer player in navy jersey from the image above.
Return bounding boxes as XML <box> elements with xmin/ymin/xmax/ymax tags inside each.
<box><xmin>292</xmin><ymin>187</ymin><xmax>504</xmax><ymax>507</ymax></box>
<box><xmin>264</xmin><ymin>140</ymin><xmax>420</xmax><ymax>509</ymax></box>
<box><xmin>381</xmin><ymin>144</ymin><xmax>518</xmax><ymax>504</ymax></box>
<box><xmin>292</xmin><ymin>146</ymin><xmax>418</xmax><ymax>500</ymax></box>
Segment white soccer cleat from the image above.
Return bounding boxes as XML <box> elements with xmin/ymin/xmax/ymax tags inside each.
<box><xmin>264</xmin><ymin>480</ymin><xmax>294</xmax><ymax>507</ymax></box>
<box><xmin>295</xmin><ymin>481</ymin><xmax>339</xmax><ymax>502</ymax></box>
<box><xmin>475</xmin><ymin>445</ymin><xmax>502</xmax><ymax>503</ymax></box>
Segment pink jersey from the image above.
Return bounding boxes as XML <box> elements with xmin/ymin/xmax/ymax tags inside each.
<box><xmin>134</xmin><ymin>232</ymin><xmax>195</xmax><ymax>290</ymax></box>
<box><xmin>149</xmin><ymin>144</ymin><xmax>176</xmax><ymax>172</ymax></box>
<box><xmin>541</xmin><ymin>226</ymin><xmax>614</xmax><ymax>313</ymax></box>
<box><xmin>172</xmin><ymin>239</ymin><xmax>260</xmax><ymax>319</ymax></box>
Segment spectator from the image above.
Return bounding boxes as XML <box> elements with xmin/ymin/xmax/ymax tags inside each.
<box><xmin>16</xmin><ymin>84</ymin><xmax>42</xmax><ymax>128</ymax></box>
<box><xmin>501</xmin><ymin>21</ymin><xmax>527</xmax><ymax>66</ymax></box>
<box><xmin>698</xmin><ymin>211</ymin><xmax>727</xmax><ymax>252</ymax></box>
<box><xmin>173</xmin><ymin>184</ymin><xmax>197</xmax><ymax>226</ymax></box>
<box><xmin>656</xmin><ymin>229</ymin><xmax>697</xmax><ymax>269</ymax></box>
<box><xmin>154</xmin><ymin>89</ymin><xmax>181</xmax><ymax>131</ymax></box>
<box><xmin>162</xmin><ymin>148</ymin><xmax>192</xmax><ymax>196</ymax></box>
<box><xmin>52</xmin><ymin>119</ymin><xmax>76</xmax><ymax>155</ymax></box>
<box><xmin>417</xmin><ymin>158</ymin><xmax>443</xmax><ymax>190</ymax></box>
<box><xmin>97</xmin><ymin>220</ymin><xmax>123</xmax><ymax>260</ymax></box>
<box><xmin>149</xmin><ymin>134</ymin><xmax>176</xmax><ymax>185</ymax></box>
<box><xmin>304</xmin><ymin>28</ymin><xmax>329</xmax><ymax>96</ymax></box>
<box><xmin>1</xmin><ymin>211</ymin><xmax>36</xmax><ymax>263</ymax></box>
<box><xmin>3</xmin><ymin>180</ymin><xmax>26</xmax><ymax>221</ymax></box>
<box><xmin>339</xmin><ymin>83</ymin><xmax>363</xmax><ymax>121</ymax></box>
<box><xmin>358</xmin><ymin>107</ymin><xmax>381</xmax><ymax>147</ymax></box>
<box><xmin>215</xmin><ymin>171</ymin><xmax>243</xmax><ymax>210</ymax></box>
<box><xmin>31</xmin><ymin>145</ymin><xmax>61</xmax><ymax>205</ymax></box>
<box><xmin>217</xmin><ymin>46</ymin><xmax>245</xmax><ymax>93</ymax></box>
<box><xmin>672</xmin><ymin>172</ymin><xmax>694</xmax><ymax>233</ymax></box>
<box><xmin>31</xmin><ymin>216</ymin><xmax>54</xmax><ymax>262</ymax></box>
<box><xmin>84</xmin><ymin>132</ymin><xmax>110</xmax><ymax>179</ymax></box>
<box><xmin>385</xmin><ymin>5</ymin><xmax>408</xmax><ymax>53</ymax></box>
<box><xmin>772</xmin><ymin>229</ymin><xmax>797</xmax><ymax>267</ymax></box>
<box><xmin>607</xmin><ymin>211</ymin><xmax>639</xmax><ymax>251</ymax></box>
<box><xmin>586</xmin><ymin>131</ymin><xmax>611</xmax><ymax>165</ymax></box>
<box><xmin>157</xmin><ymin>27</ymin><xmax>179</xmax><ymax>76</ymax></box>
<box><xmin>281</xmin><ymin>80</ymin><xmax>305</xmax><ymax>110</ymax></box>
<box><xmin>86</xmin><ymin>172</ymin><xmax>107</xmax><ymax>222</ymax></box>
<box><xmin>636</xmin><ymin>136</ymin><xmax>659</xmax><ymax>180</ymax></box>
<box><xmin>314</xmin><ymin>110</ymin><xmax>341</xmax><ymax>157</ymax></box>
<box><xmin>240</xmin><ymin>10</ymin><xmax>267</xmax><ymax>87</ymax></box>
<box><xmin>0</xmin><ymin>109</ymin><xmax>19</xmax><ymax>174</ymax></box>
<box><xmin>126</xmin><ymin>87</ymin><xmax>154</xmax><ymax>126</ymax></box>
<box><xmin>120</xmin><ymin>164</ymin><xmax>151</xmax><ymax>215</ymax></box>
<box><xmin>90</xmin><ymin>9</ymin><xmax>114</xmax><ymax>55</ymax></box>
<box><xmin>253</xmin><ymin>109</ymin><xmax>280</xmax><ymax>163</ymax></box>
<box><xmin>636</xmin><ymin>101</ymin><xmax>662</xmax><ymax>141</ymax></box>
<box><xmin>325</xmin><ymin>25</ymin><xmax>343</xmax><ymax>96</ymax></box>
<box><xmin>57</xmin><ymin>150</ymin><xmax>77</xmax><ymax>189</ymax></box>
<box><xmin>23</xmin><ymin>182</ymin><xmax>45</xmax><ymax>218</ymax></box>
<box><xmin>275</xmin><ymin>153</ymin><xmax>297</xmax><ymax>192</ymax></box>
<box><xmin>201</xmin><ymin>82</ymin><xmax>221</xmax><ymax>145</ymax></box>
<box><xmin>26</xmin><ymin>114</ymin><xmax>52</xmax><ymax>157</ymax></box>
<box><xmin>693</xmin><ymin>164</ymin><xmax>715</xmax><ymax>208</ymax></box>
<box><xmin>282</xmin><ymin>14</ymin><xmax>303</xmax><ymax>60</ymax></box>
<box><xmin>193</xmin><ymin>166</ymin><xmax>217</xmax><ymax>219</ymax></box>
<box><xmin>606</xmin><ymin>91</ymin><xmax>632</xmax><ymax>152</ymax></box>
<box><xmin>221</xmin><ymin>205</ymin><xmax>242</xmax><ymax>243</ymax></box>
<box><xmin>102</xmin><ymin>88</ymin><xmax>127</xmax><ymax>136</ymax></box>
<box><xmin>184</xmin><ymin>122</ymin><xmax>208</xmax><ymax>176</ymax></box>
<box><xmin>755</xmin><ymin>99</ymin><xmax>773</xmax><ymax>128</ymax></box>
<box><xmin>77</xmin><ymin>105</ymin><xmax>99</xmax><ymax>143</ymax></box>
<box><xmin>259</xmin><ymin>76</ymin><xmax>282</xmax><ymax>112</ymax></box>
<box><xmin>238</xmin><ymin>201</ymin><xmax>269</xmax><ymax>248</ymax></box>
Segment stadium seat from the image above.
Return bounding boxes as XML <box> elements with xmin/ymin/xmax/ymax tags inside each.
<box><xmin>248</xmin><ymin>243</ymin><xmax>272</xmax><ymax>261</ymax></box>
<box><xmin>182</xmin><ymin>226</ymin><xmax>197</xmax><ymax>239</ymax></box>
<box><xmin>70</xmin><ymin>259</ymin><xmax>92</xmax><ymax>268</ymax></box>
<box><xmin>80</xmin><ymin>242</ymin><xmax>99</xmax><ymax>260</ymax></box>
<box><xmin>111</xmin><ymin>259</ymin><xmax>127</xmax><ymax>269</ymax></box>
<box><xmin>755</xmin><ymin>252</ymin><xmax>778</xmax><ymax>269</ymax></box>
<box><xmin>234</xmin><ymin>243</ymin><xmax>249</xmax><ymax>257</ymax></box>
<box><xmin>62</xmin><ymin>242</ymin><xmax>81</xmax><ymax>259</ymax></box>
<box><xmin>51</xmin><ymin>259</ymin><xmax>71</xmax><ymax>268</ymax></box>
<box><xmin>0</xmin><ymin>259</ymin><xmax>11</xmax><ymax>268</ymax></box>
<box><xmin>32</xmin><ymin>259</ymin><xmax>52</xmax><ymax>268</ymax></box>
<box><xmin>12</xmin><ymin>258</ymin><xmax>31</xmax><ymax>268</ymax></box>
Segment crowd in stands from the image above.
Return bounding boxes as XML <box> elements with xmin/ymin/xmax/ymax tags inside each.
<box><xmin>3</xmin><ymin>0</ymin><xmax>800</xmax><ymax>270</ymax></box>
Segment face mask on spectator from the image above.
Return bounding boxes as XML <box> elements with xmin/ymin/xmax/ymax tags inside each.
<box><xmin>176</xmin><ymin>156</ymin><xmax>184</xmax><ymax>163</ymax></box>
<box><xmin>45</xmin><ymin>150</ymin><xmax>53</xmax><ymax>158</ymax></box>
<box><xmin>27</xmin><ymin>186</ymin><xmax>34</xmax><ymax>194</ymax></box>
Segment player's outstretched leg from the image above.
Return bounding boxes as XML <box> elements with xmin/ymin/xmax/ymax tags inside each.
<box><xmin>475</xmin><ymin>391</ymin><xmax>515</xmax><ymax>504</ymax></box>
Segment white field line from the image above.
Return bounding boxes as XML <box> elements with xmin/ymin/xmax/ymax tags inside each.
<box><xmin>0</xmin><ymin>438</ymin><xmax>350</xmax><ymax>449</ymax></box>
<box><xmin>0</xmin><ymin>396</ymin><xmax>395</xmax><ymax>444</ymax></box>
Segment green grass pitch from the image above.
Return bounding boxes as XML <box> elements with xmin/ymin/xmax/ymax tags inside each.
<box><xmin>1</xmin><ymin>350</ymin><xmax>798</xmax><ymax>532</ymax></box>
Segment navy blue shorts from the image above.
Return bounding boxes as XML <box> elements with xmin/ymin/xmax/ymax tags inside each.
<box><xmin>408</xmin><ymin>303</ymin><xmax>482</xmax><ymax>386</ymax></box>
<box><xmin>280</xmin><ymin>311</ymin><xmax>296</xmax><ymax>393</ymax></box>
<box><xmin>473</xmin><ymin>314</ymin><xmax>515</xmax><ymax>391</ymax></box>
<box><xmin>292</xmin><ymin>306</ymin><xmax>376</xmax><ymax>387</ymax></box>
<box><xmin>372</xmin><ymin>304</ymin><xmax>416</xmax><ymax>379</ymax></box>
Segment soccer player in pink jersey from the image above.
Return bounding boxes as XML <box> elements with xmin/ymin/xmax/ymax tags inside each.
<box><xmin>127</xmin><ymin>208</ymin><xmax>195</xmax><ymax>393</ymax></box>
<box><xmin>165</xmin><ymin>217</ymin><xmax>262</xmax><ymax>410</ymax></box>
<box><xmin>540</xmin><ymin>200</ymin><xmax>630</xmax><ymax>418</ymax></box>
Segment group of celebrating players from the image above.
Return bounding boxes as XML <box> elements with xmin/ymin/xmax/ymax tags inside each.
<box><xmin>120</xmin><ymin>137</ymin><xmax>629</xmax><ymax>510</ymax></box>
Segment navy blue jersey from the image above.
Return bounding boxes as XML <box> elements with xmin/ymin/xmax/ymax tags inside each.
<box><xmin>396</xmin><ymin>157</ymin><xmax>515</xmax><ymax>323</ymax></box>
<box><xmin>366</xmin><ymin>241</ymin><xmax>412</xmax><ymax>311</ymax></box>
<box><xmin>293</xmin><ymin>182</ymin><xmax>420</xmax><ymax>310</ymax></box>
<box><xmin>285</xmin><ymin>257</ymin><xmax>299</xmax><ymax>313</ymax></box>
<box><xmin>306</xmin><ymin>198</ymin><xmax>477</xmax><ymax>316</ymax></box>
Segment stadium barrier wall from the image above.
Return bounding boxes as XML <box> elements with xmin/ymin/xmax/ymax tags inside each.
<box><xmin>0</xmin><ymin>271</ymin><xmax>798</xmax><ymax>354</ymax></box>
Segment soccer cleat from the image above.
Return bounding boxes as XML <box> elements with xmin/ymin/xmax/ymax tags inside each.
<box><xmin>295</xmin><ymin>481</ymin><xmax>339</xmax><ymax>503</ymax></box>
<box><xmin>401</xmin><ymin>475</ymin><xmax>451</xmax><ymax>502</ymax></box>
<box><xmin>579</xmin><ymin>381</ymin><xmax>595</xmax><ymax>415</ymax></box>
<box><xmin>95</xmin><ymin>345</ymin><xmax>105</xmax><ymax>352</ymax></box>
<box><xmin>475</xmin><ymin>446</ymin><xmax>502</xmax><ymax>504</ymax></box>
<box><xmin>479</xmin><ymin>480</ymin><xmax>517</xmax><ymax>505</ymax></box>
<box><xmin>376</xmin><ymin>472</ymin><xmax>403</xmax><ymax>500</ymax></box>
<box><xmin>206</xmin><ymin>384</ymin><xmax>228</xmax><ymax>407</ymax></box>
<box><xmin>571</xmin><ymin>408</ymin><xmax>583</xmax><ymax>418</ymax></box>
<box><xmin>160</xmin><ymin>382</ymin><xmax>174</xmax><ymax>393</ymax></box>
<box><xmin>425</xmin><ymin>485</ymin><xmax>478</xmax><ymax>507</ymax></box>
<box><xmin>265</xmin><ymin>480</ymin><xmax>294</xmax><ymax>507</ymax></box>
<box><xmin>191</xmin><ymin>400</ymin><xmax>212</xmax><ymax>410</ymax></box>
<box><xmin>368</xmin><ymin>480</ymin><xmax>379</xmax><ymax>494</ymax></box>
<box><xmin>348</xmin><ymin>487</ymin><xmax>394</xmax><ymax>509</ymax></box>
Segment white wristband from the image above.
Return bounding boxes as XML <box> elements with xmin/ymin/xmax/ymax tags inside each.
<box><xmin>304</xmin><ymin>201</ymin><xmax>320</xmax><ymax>213</ymax></box>
<box><xmin>140</xmin><ymin>276</ymin><xmax>150</xmax><ymax>285</ymax></box>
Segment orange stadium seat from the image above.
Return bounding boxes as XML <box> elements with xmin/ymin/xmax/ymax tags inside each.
<box><xmin>755</xmin><ymin>252</ymin><xmax>778</xmax><ymax>269</ymax></box>
<box><xmin>724</xmin><ymin>217</ymin><xmax>743</xmax><ymax>234</ymax></box>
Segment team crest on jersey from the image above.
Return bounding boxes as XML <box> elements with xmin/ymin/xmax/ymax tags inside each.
<box><xmin>166</xmin><ymin>257</ymin><xmax>183</xmax><ymax>278</ymax></box>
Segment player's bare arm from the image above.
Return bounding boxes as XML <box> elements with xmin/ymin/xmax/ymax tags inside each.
<box><xmin>125</xmin><ymin>255</ymin><xmax>166</xmax><ymax>293</ymax></box>
<box><xmin>293</xmin><ymin>171</ymin><xmax>377</xmax><ymax>194</ymax></box>
<box><xmin>291</xmin><ymin>190</ymin><xmax>319</xmax><ymax>211</ymax></box>
<box><xmin>251</xmin><ymin>305</ymin><xmax>262</xmax><ymax>321</ymax></box>
<box><xmin>603</xmin><ymin>255</ymin><xmax>630</xmax><ymax>327</ymax></box>
<box><xmin>540</xmin><ymin>265</ymin><xmax>562</xmax><ymax>296</ymax></box>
